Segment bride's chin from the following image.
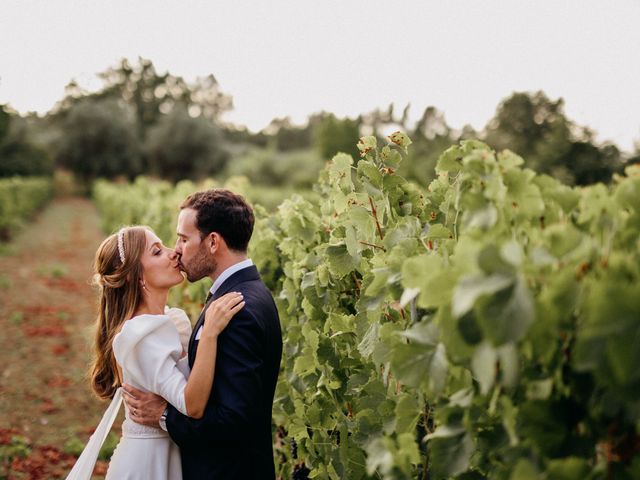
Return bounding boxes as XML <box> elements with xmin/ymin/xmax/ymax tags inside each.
<box><xmin>166</xmin><ymin>268</ymin><xmax>186</xmax><ymax>286</ymax></box>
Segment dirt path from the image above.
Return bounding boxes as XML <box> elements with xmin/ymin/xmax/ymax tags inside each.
<box><xmin>0</xmin><ymin>197</ymin><xmax>115</xmax><ymax>478</ymax></box>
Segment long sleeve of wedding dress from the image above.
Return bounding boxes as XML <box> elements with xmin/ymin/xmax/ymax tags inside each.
<box><xmin>113</xmin><ymin>309</ymin><xmax>192</xmax><ymax>415</ymax></box>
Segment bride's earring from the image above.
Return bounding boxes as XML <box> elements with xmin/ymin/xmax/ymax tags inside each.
<box><xmin>141</xmin><ymin>280</ymin><xmax>148</xmax><ymax>292</ymax></box>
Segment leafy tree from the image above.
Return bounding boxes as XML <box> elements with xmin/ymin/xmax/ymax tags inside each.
<box><xmin>399</xmin><ymin>106</ymin><xmax>457</xmax><ymax>185</ymax></box>
<box><xmin>222</xmin><ymin>125</ymin><xmax>269</xmax><ymax>148</ymax></box>
<box><xmin>224</xmin><ymin>147</ymin><xmax>324</xmax><ymax>188</ymax></box>
<box><xmin>360</xmin><ymin>103</ymin><xmax>410</xmax><ymax>137</ymax></box>
<box><xmin>414</xmin><ymin>106</ymin><xmax>450</xmax><ymax>140</ymax></box>
<box><xmin>314</xmin><ymin>113</ymin><xmax>361</xmax><ymax>160</ymax></box>
<box><xmin>144</xmin><ymin>105</ymin><xmax>228</xmax><ymax>181</ymax></box>
<box><xmin>0</xmin><ymin>105</ymin><xmax>53</xmax><ymax>177</ymax></box>
<box><xmin>484</xmin><ymin>91</ymin><xmax>573</xmax><ymax>172</ymax></box>
<box><xmin>54</xmin><ymin>98</ymin><xmax>141</xmax><ymax>183</ymax></box>
<box><xmin>262</xmin><ymin>116</ymin><xmax>315</xmax><ymax>151</ymax></box>
<box><xmin>0</xmin><ymin>105</ymin><xmax>10</xmax><ymax>142</ymax></box>
<box><xmin>52</xmin><ymin>58</ymin><xmax>233</xmax><ymax>140</ymax></box>
<box><xmin>628</xmin><ymin>141</ymin><xmax>640</xmax><ymax>166</ymax></box>
<box><xmin>483</xmin><ymin>91</ymin><xmax>622</xmax><ymax>185</ymax></box>
<box><xmin>559</xmin><ymin>141</ymin><xmax>621</xmax><ymax>185</ymax></box>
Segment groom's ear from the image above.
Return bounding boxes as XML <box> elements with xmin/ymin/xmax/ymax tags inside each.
<box><xmin>207</xmin><ymin>232</ymin><xmax>221</xmax><ymax>254</ymax></box>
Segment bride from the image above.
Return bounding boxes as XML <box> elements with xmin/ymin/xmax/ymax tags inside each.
<box><xmin>67</xmin><ymin>225</ymin><xmax>244</xmax><ymax>479</ymax></box>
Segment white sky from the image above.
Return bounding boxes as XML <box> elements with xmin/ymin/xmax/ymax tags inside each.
<box><xmin>1</xmin><ymin>0</ymin><xmax>639</xmax><ymax>151</ymax></box>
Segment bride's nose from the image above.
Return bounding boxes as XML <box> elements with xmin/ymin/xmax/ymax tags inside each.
<box><xmin>168</xmin><ymin>249</ymin><xmax>178</xmax><ymax>260</ymax></box>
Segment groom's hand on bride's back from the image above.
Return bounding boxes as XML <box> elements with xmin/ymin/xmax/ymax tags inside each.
<box><xmin>122</xmin><ymin>384</ymin><xmax>167</xmax><ymax>428</ymax></box>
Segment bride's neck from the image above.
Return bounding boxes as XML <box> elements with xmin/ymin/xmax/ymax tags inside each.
<box><xmin>134</xmin><ymin>289</ymin><xmax>169</xmax><ymax>316</ymax></box>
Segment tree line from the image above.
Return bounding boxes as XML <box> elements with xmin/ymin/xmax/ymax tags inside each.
<box><xmin>1</xmin><ymin>57</ymin><xmax>638</xmax><ymax>187</ymax></box>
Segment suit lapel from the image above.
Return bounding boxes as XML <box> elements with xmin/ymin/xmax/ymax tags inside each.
<box><xmin>187</xmin><ymin>266</ymin><xmax>261</xmax><ymax>367</ymax></box>
<box><xmin>187</xmin><ymin>293</ymin><xmax>215</xmax><ymax>366</ymax></box>
<box><xmin>211</xmin><ymin>265</ymin><xmax>260</xmax><ymax>299</ymax></box>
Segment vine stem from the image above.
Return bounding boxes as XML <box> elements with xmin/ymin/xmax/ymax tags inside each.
<box><xmin>358</xmin><ymin>240</ymin><xmax>386</xmax><ymax>251</ymax></box>
<box><xmin>351</xmin><ymin>272</ymin><xmax>361</xmax><ymax>292</ymax></box>
<box><xmin>369</xmin><ymin>196</ymin><xmax>385</xmax><ymax>240</ymax></box>
<box><xmin>423</xmin><ymin>402</ymin><xmax>433</xmax><ymax>480</ymax></box>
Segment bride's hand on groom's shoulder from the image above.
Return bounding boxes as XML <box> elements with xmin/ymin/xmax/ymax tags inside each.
<box><xmin>203</xmin><ymin>291</ymin><xmax>245</xmax><ymax>339</ymax></box>
<box><xmin>122</xmin><ymin>384</ymin><xmax>167</xmax><ymax>427</ymax></box>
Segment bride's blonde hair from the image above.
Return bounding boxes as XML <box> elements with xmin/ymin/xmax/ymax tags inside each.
<box><xmin>89</xmin><ymin>226</ymin><xmax>149</xmax><ymax>399</ymax></box>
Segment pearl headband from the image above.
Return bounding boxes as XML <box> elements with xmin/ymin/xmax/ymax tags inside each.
<box><xmin>117</xmin><ymin>228</ymin><xmax>126</xmax><ymax>264</ymax></box>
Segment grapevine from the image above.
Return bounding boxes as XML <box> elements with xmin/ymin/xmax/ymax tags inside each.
<box><xmin>94</xmin><ymin>137</ymin><xmax>640</xmax><ymax>479</ymax></box>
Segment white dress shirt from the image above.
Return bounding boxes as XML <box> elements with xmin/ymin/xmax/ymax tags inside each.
<box><xmin>194</xmin><ymin>258</ymin><xmax>253</xmax><ymax>340</ymax></box>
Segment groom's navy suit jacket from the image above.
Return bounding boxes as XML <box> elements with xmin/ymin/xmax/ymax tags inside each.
<box><xmin>166</xmin><ymin>265</ymin><xmax>282</xmax><ymax>479</ymax></box>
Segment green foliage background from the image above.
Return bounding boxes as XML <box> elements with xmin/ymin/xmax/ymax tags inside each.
<box><xmin>93</xmin><ymin>134</ymin><xmax>640</xmax><ymax>479</ymax></box>
<box><xmin>0</xmin><ymin>177</ymin><xmax>52</xmax><ymax>240</ymax></box>
<box><xmin>0</xmin><ymin>105</ymin><xmax>53</xmax><ymax>178</ymax></box>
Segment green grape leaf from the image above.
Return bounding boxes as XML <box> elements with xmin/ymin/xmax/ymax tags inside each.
<box><xmin>357</xmin><ymin>160</ymin><xmax>383</xmax><ymax>188</ymax></box>
<box><xmin>452</xmin><ymin>273</ymin><xmax>514</xmax><ymax>318</ymax></box>
<box><xmin>510</xmin><ymin>459</ymin><xmax>539</xmax><ymax>480</ymax></box>
<box><xmin>426</xmin><ymin>428</ymin><xmax>474</xmax><ymax>478</ymax></box>
<box><xmin>402</xmin><ymin>254</ymin><xmax>456</xmax><ymax>308</ymax></box>
<box><xmin>324</xmin><ymin>243</ymin><xmax>359</xmax><ymax>279</ymax></box>
<box><xmin>437</xmin><ymin>145</ymin><xmax>464</xmax><ymax>173</ymax></box>
<box><xmin>463</xmin><ymin>204</ymin><xmax>498</xmax><ymax>230</ymax></box>
<box><xmin>365</xmin><ymin>437</ymin><xmax>394</xmax><ymax>475</ymax></box>
<box><xmin>546</xmin><ymin>457</ymin><xmax>590</xmax><ymax>480</ymax></box>
<box><xmin>328</xmin><ymin>153</ymin><xmax>354</xmax><ymax>193</ymax></box>
<box><xmin>476</xmin><ymin>276</ymin><xmax>535</xmax><ymax>345</ymax></box>
<box><xmin>380</xmin><ymin>145</ymin><xmax>403</xmax><ymax>167</ymax></box>
<box><xmin>394</xmin><ymin>393</ymin><xmax>420</xmax><ymax>434</ymax></box>
<box><xmin>388</xmin><ymin>131</ymin><xmax>412</xmax><ymax>151</ymax></box>
<box><xmin>424</xmin><ymin>223</ymin><xmax>453</xmax><ymax>239</ymax></box>
<box><xmin>497</xmin><ymin>149</ymin><xmax>525</xmax><ymax>169</ymax></box>
<box><xmin>471</xmin><ymin>341</ymin><xmax>497</xmax><ymax>395</ymax></box>
<box><xmin>391</xmin><ymin>337</ymin><xmax>448</xmax><ymax>394</ymax></box>
<box><xmin>357</xmin><ymin>135</ymin><xmax>377</xmax><ymax>157</ymax></box>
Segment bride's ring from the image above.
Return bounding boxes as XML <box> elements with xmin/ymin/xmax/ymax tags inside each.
<box><xmin>132</xmin><ymin>408</ymin><xmax>137</xmax><ymax>416</ymax></box>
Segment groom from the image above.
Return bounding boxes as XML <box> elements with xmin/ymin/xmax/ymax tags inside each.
<box><xmin>123</xmin><ymin>189</ymin><xmax>283</xmax><ymax>479</ymax></box>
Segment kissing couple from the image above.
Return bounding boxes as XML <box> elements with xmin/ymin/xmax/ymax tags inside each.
<box><xmin>67</xmin><ymin>189</ymin><xmax>283</xmax><ymax>479</ymax></box>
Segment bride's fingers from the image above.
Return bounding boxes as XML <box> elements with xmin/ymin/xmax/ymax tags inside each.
<box><xmin>122</xmin><ymin>384</ymin><xmax>139</xmax><ymax>400</ymax></box>
<box><xmin>205</xmin><ymin>293</ymin><xmax>244</xmax><ymax>323</ymax></box>
<box><xmin>219</xmin><ymin>291</ymin><xmax>242</xmax><ymax>302</ymax></box>
<box><xmin>225</xmin><ymin>294</ymin><xmax>244</xmax><ymax>308</ymax></box>
<box><xmin>219</xmin><ymin>293</ymin><xmax>243</xmax><ymax>310</ymax></box>
<box><xmin>217</xmin><ymin>296</ymin><xmax>244</xmax><ymax>316</ymax></box>
<box><xmin>208</xmin><ymin>294</ymin><xmax>237</xmax><ymax>312</ymax></box>
<box><xmin>229</xmin><ymin>301</ymin><xmax>245</xmax><ymax>315</ymax></box>
<box><xmin>210</xmin><ymin>292</ymin><xmax>242</xmax><ymax>310</ymax></box>
<box><xmin>217</xmin><ymin>301</ymin><xmax>244</xmax><ymax>325</ymax></box>
<box><xmin>221</xmin><ymin>298</ymin><xmax>244</xmax><ymax>316</ymax></box>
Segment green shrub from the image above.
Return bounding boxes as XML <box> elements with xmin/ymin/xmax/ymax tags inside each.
<box><xmin>0</xmin><ymin>176</ymin><xmax>52</xmax><ymax>240</ymax></box>
<box><xmin>225</xmin><ymin>147</ymin><xmax>324</xmax><ymax>189</ymax></box>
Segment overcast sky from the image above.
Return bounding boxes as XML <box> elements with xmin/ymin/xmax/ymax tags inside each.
<box><xmin>1</xmin><ymin>0</ymin><xmax>639</xmax><ymax>151</ymax></box>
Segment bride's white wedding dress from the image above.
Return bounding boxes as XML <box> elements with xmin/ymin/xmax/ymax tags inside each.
<box><xmin>107</xmin><ymin>307</ymin><xmax>192</xmax><ymax>479</ymax></box>
<box><xmin>66</xmin><ymin>307</ymin><xmax>192</xmax><ymax>480</ymax></box>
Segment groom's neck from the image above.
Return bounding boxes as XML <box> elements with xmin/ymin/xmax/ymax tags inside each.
<box><xmin>209</xmin><ymin>251</ymin><xmax>248</xmax><ymax>283</ymax></box>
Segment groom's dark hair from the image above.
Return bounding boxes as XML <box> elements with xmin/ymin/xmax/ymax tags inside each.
<box><xmin>180</xmin><ymin>189</ymin><xmax>254</xmax><ymax>252</ymax></box>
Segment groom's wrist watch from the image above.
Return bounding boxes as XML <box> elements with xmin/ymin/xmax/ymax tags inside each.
<box><xmin>159</xmin><ymin>407</ymin><xmax>169</xmax><ymax>431</ymax></box>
